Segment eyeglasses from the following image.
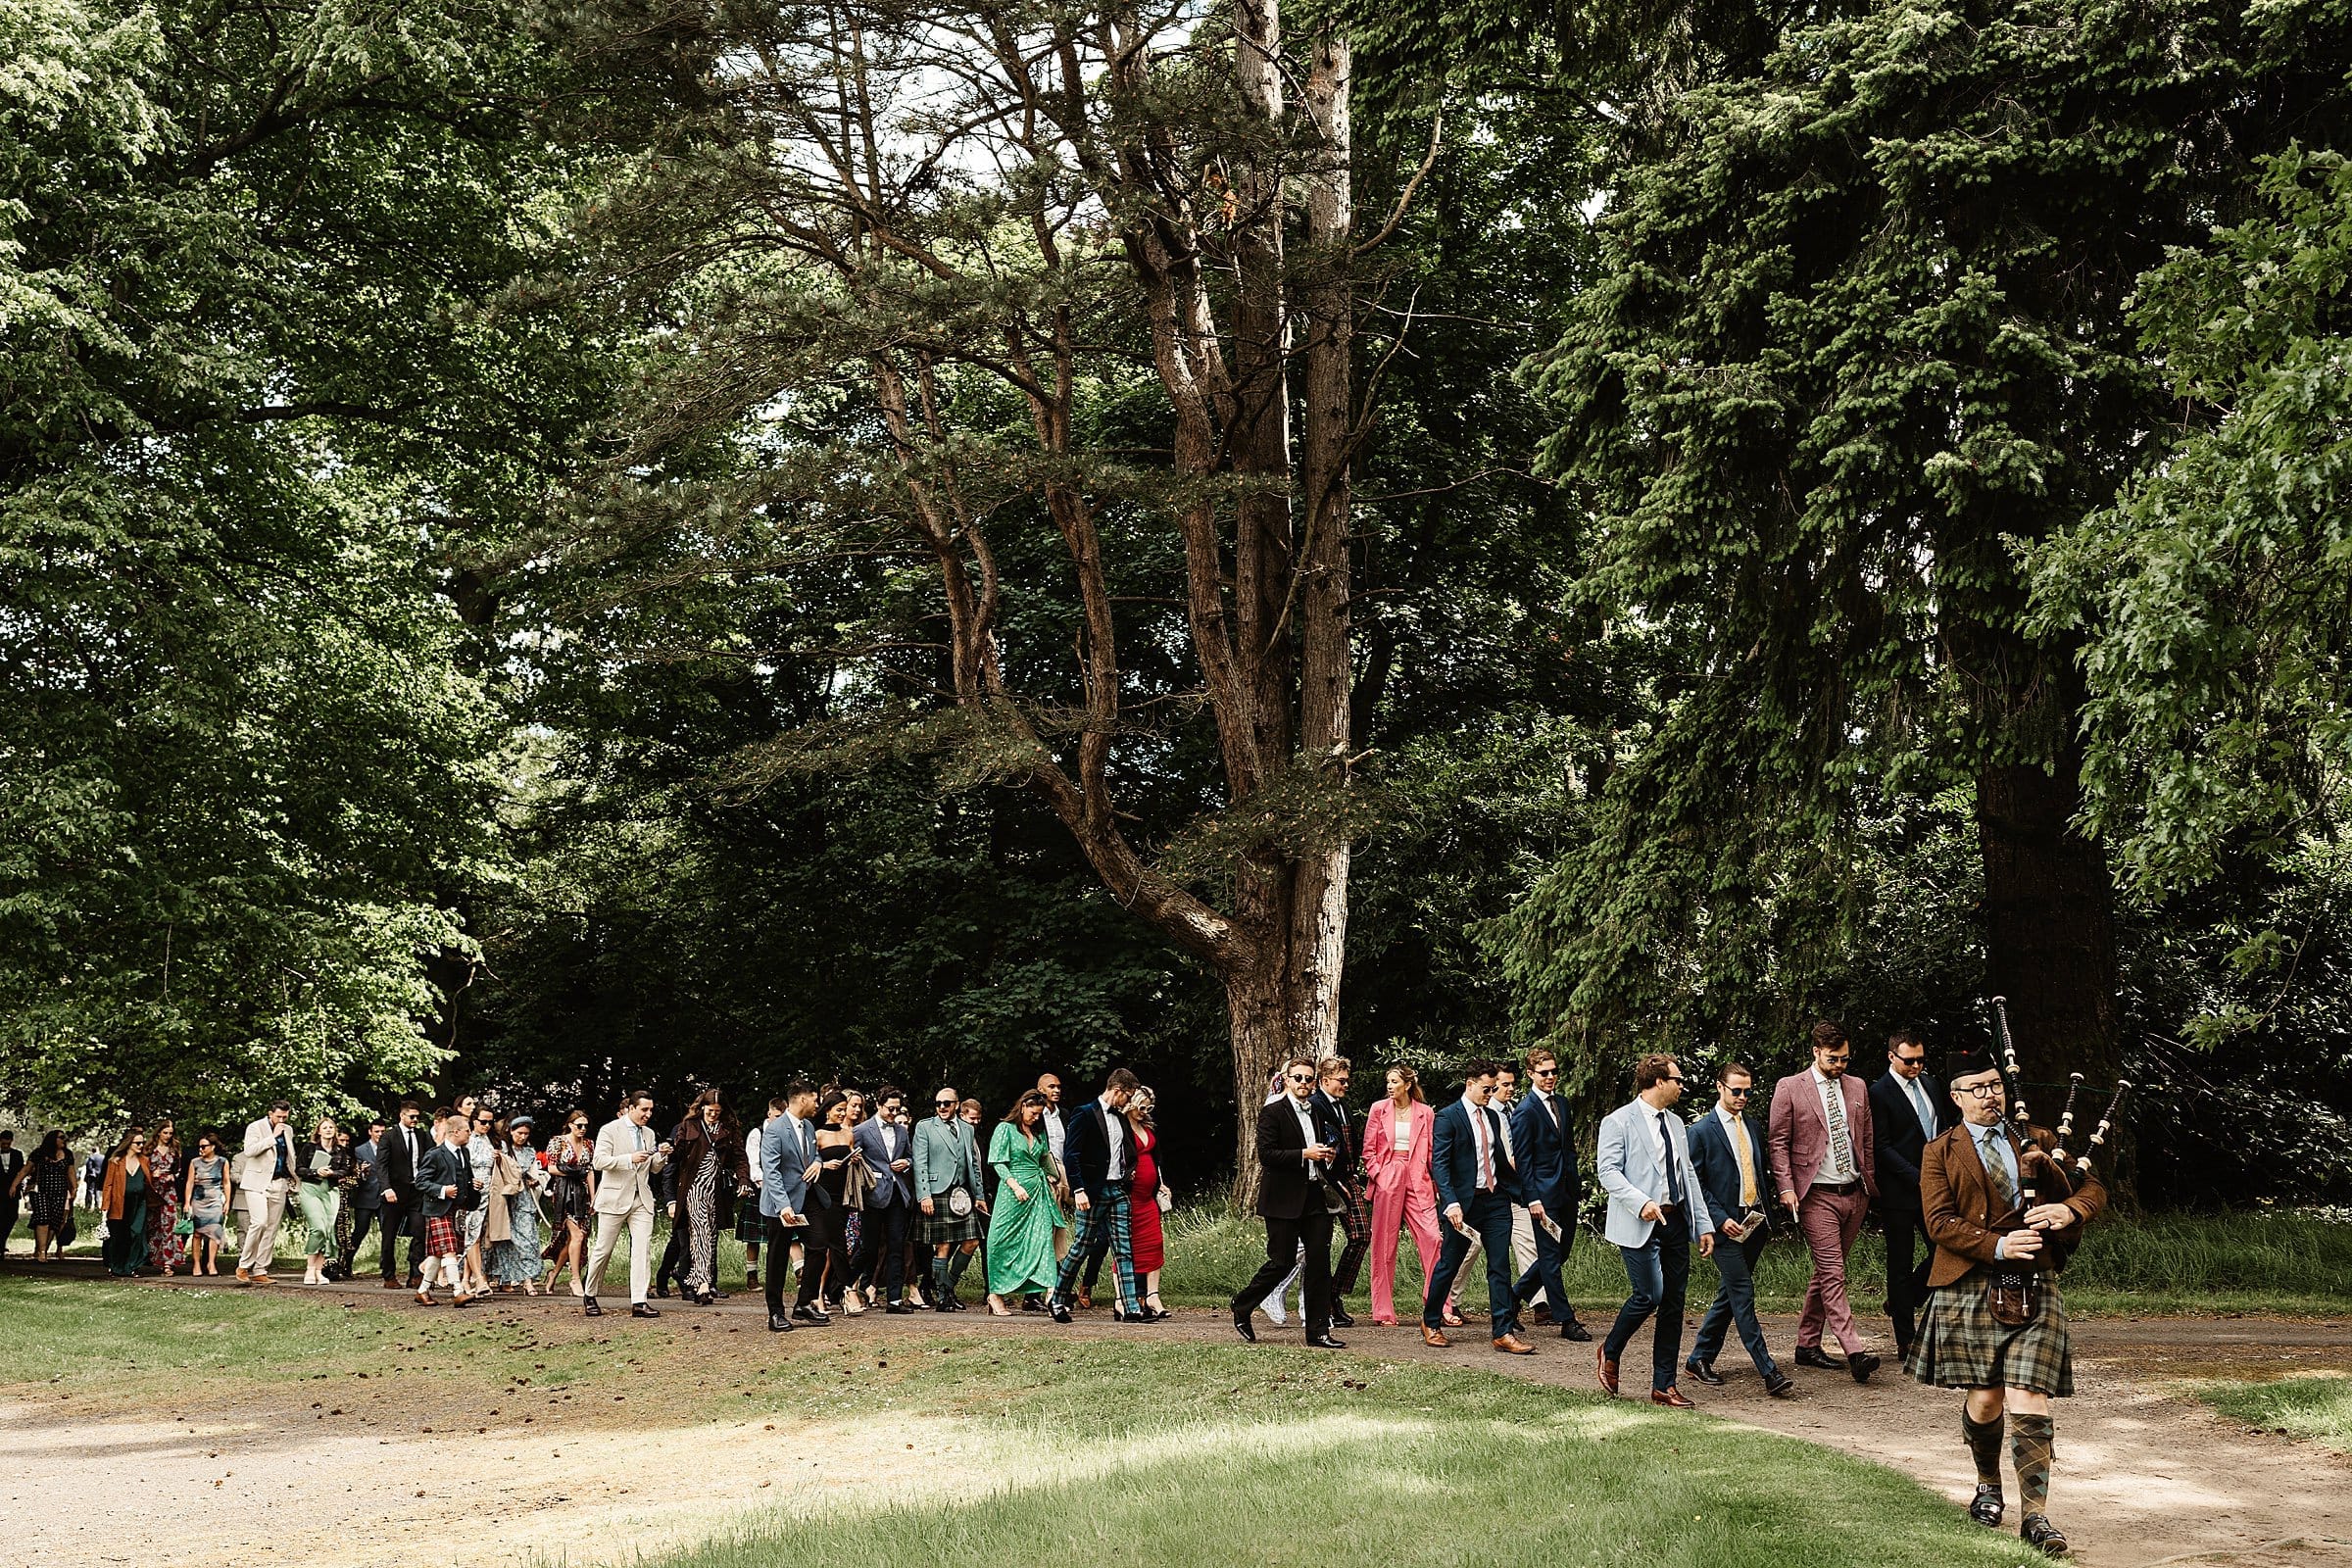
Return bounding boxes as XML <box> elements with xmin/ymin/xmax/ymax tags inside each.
<box><xmin>935</xmin><ymin>1100</ymin><xmax>956</xmax><ymax>1108</ymax></box>
<box><xmin>1724</xmin><ymin>1086</ymin><xmax>1751</xmax><ymax>1097</ymax></box>
<box><xmin>1957</xmin><ymin>1083</ymin><xmax>2004</xmax><ymax>1099</ymax></box>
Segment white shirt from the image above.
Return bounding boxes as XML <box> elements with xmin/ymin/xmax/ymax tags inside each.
<box><xmin>1461</xmin><ymin>1095</ymin><xmax>1495</xmax><ymax>1190</ymax></box>
<box><xmin>1042</xmin><ymin>1106</ymin><xmax>1065</xmax><ymax>1164</ymax></box>
<box><xmin>1812</xmin><ymin>1067</ymin><xmax>1857</xmax><ymax>1182</ymax></box>
<box><xmin>1103</xmin><ymin>1110</ymin><xmax>1126</xmax><ymax>1182</ymax></box>
<box><xmin>744</xmin><ymin>1125</ymin><xmax>762</xmax><ymax>1183</ymax></box>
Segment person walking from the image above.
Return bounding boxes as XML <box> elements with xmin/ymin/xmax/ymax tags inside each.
<box><xmin>1231</xmin><ymin>1056</ymin><xmax>1346</xmax><ymax>1348</ymax></box>
<box><xmin>914</xmin><ymin>1084</ymin><xmax>988</xmax><ymax>1312</ymax></box>
<box><xmin>100</xmin><ymin>1130</ymin><xmax>154</xmax><ymax>1277</ymax></box>
<box><xmin>295</xmin><ymin>1115</ymin><xmax>345</xmax><ymax>1286</ymax></box>
<box><xmin>849</xmin><ymin>1086</ymin><xmax>915</xmax><ymax>1314</ymax></box>
<box><xmin>415</xmin><ymin>1110</ymin><xmax>478</xmax><ymax>1306</ymax></box>
<box><xmin>235</xmin><ymin>1101</ymin><xmax>298</xmax><ymax>1286</ymax></box>
<box><xmin>373</xmin><ymin>1101</ymin><xmax>428</xmax><ymax>1290</ymax></box>
<box><xmin>584</xmin><ymin>1091</ymin><xmax>671</xmax><ymax>1319</ymax></box>
<box><xmin>1049</xmin><ymin>1069</ymin><xmax>1143</xmax><ymax>1323</ymax></box>
<box><xmin>1595</xmin><ymin>1054</ymin><xmax>1716</xmax><ymax>1407</ymax></box>
<box><xmin>1509</xmin><ymin>1048</ymin><xmax>1592</xmax><ymax>1341</ymax></box>
<box><xmin>810</xmin><ymin>1094</ymin><xmax>860</xmax><ymax>1313</ymax></box>
<box><xmin>1685</xmin><ymin>1062</ymin><xmax>1791</xmax><ymax>1396</ymax></box>
<box><xmin>669</xmin><ymin>1089</ymin><xmax>747</xmax><ymax>1306</ymax></box>
<box><xmin>147</xmin><ymin>1121</ymin><xmax>187</xmax><ymax>1277</ymax></box>
<box><xmin>1125</xmin><ymin>1087</ymin><xmax>1170</xmax><ymax>1320</ymax></box>
<box><xmin>543</xmin><ymin>1110</ymin><xmax>597</xmax><ymax>1296</ymax></box>
<box><xmin>183</xmin><ymin>1132</ymin><xmax>230</xmax><ymax>1276</ymax></box>
<box><xmin>1419</xmin><ymin>1062</ymin><xmax>1534</xmax><ymax>1355</ymax></box>
<box><xmin>0</xmin><ymin>1131</ymin><xmax>23</xmax><ymax>1259</ymax></box>
<box><xmin>1871</xmin><ymin>1027</ymin><xmax>1945</xmax><ymax>1361</ymax></box>
<box><xmin>983</xmin><ymin>1090</ymin><xmax>1063</xmax><ymax>1315</ymax></box>
<box><xmin>1768</xmin><ymin>1020</ymin><xmax>1882</xmax><ymax>1381</ymax></box>
<box><xmin>340</xmin><ymin>1118</ymin><xmax>386</xmax><ymax>1279</ymax></box>
<box><xmin>758</xmin><ymin>1082</ymin><xmax>818</xmax><ymax>1332</ymax></box>
<box><xmin>738</xmin><ymin>1111</ymin><xmax>765</xmax><ymax>1290</ymax></box>
<box><xmin>1361</xmin><ymin>1067</ymin><xmax>1438</xmax><ymax>1326</ymax></box>
<box><xmin>486</xmin><ymin>1117</ymin><xmax>549</xmax><ymax>1294</ymax></box>
<box><xmin>14</xmin><ymin>1132</ymin><xmax>74</xmax><ymax>1262</ymax></box>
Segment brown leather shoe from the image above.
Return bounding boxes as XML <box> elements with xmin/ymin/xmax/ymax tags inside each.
<box><xmin>1493</xmin><ymin>1334</ymin><xmax>1536</xmax><ymax>1355</ymax></box>
<box><xmin>1596</xmin><ymin>1346</ymin><xmax>1620</xmax><ymax>1396</ymax></box>
<box><xmin>1421</xmin><ymin>1325</ymin><xmax>1450</xmax><ymax>1348</ymax></box>
<box><xmin>1651</xmin><ymin>1386</ymin><xmax>1695</xmax><ymax>1409</ymax></box>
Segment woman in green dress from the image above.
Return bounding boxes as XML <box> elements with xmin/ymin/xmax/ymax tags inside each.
<box><xmin>100</xmin><ymin>1129</ymin><xmax>153</xmax><ymax>1277</ymax></box>
<box><xmin>983</xmin><ymin>1090</ymin><xmax>1064</xmax><ymax>1314</ymax></box>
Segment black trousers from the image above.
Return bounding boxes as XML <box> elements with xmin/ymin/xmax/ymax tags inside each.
<box><xmin>1233</xmin><ymin>1207</ymin><xmax>1335</xmax><ymax>1339</ymax></box>
<box><xmin>797</xmin><ymin>1202</ymin><xmax>850</xmax><ymax>1308</ymax></box>
<box><xmin>656</xmin><ymin>1211</ymin><xmax>687</xmax><ymax>1288</ymax></box>
<box><xmin>0</xmin><ymin>1198</ymin><xmax>19</xmax><ymax>1253</ymax></box>
<box><xmin>374</xmin><ymin>1200</ymin><xmax>423</xmax><ymax>1280</ymax></box>
<box><xmin>852</xmin><ymin>1200</ymin><xmax>909</xmax><ymax>1300</ymax></box>
<box><xmin>762</xmin><ymin>1214</ymin><xmax>801</xmax><ymax>1317</ymax></box>
<box><xmin>1882</xmin><ymin>1200</ymin><xmax>1933</xmax><ymax>1348</ymax></box>
<box><xmin>341</xmin><ymin>1202</ymin><xmax>385</xmax><ymax>1273</ymax></box>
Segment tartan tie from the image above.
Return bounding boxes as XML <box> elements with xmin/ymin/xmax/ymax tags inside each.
<box><xmin>1982</xmin><ymin>1130</ymin><xmax>2018</xmax><ymax>1212</ymax></box>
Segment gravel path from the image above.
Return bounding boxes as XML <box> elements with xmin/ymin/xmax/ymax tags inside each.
<box><xmin>5</xmin><ymin>1269</ymin><xmax>2348</xmax><ymax>1567</ymax></box>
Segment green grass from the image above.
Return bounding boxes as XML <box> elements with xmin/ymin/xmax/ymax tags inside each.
<box><xmin>2196</xmin><ymin>1374</ymin><xmax>2352</xmax><ymax>1454</ymax></box>
<box><xmin>660</xmin><ymin>1339</ymin><xmax>2020</xmax><ymax>1568</ymax></box>
<box><xmin>1160</xmin><ymin>1207</ymin><xmax>2352</xmax><ymax>1318</ymax></box>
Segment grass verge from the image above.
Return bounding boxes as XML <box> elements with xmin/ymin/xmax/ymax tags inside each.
<box><xmin>2195</xmin><ymin>1373</ymin><xmax>2352</xmax><ymax>1454</ymax></box>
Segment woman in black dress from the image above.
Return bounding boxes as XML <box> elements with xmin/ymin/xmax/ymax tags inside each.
<box><xmin>542</xmin><ymin>1109</ymin><xmax>596</xmax><ymax>1295</ymax></box>
<box><xmin>10</xmin><ymin>1131</ymin><xmax>74</xmax><ymax>1262</ymax></box>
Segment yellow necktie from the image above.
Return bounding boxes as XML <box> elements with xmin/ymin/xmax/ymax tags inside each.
<box><xmin>1732</xmin><ymin>1115</ymin><xmax>1757</xmax><ymax>1206</ymax></box>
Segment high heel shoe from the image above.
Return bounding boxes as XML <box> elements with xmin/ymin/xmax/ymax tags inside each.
<box><xmin>987</xmin><ymin>1294</ymin><xmax>1014</xmax><ymax>1316</ymax></box>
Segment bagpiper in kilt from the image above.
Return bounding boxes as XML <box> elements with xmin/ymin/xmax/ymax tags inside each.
<box><xmin>1906</xmin><ymin>1047</ymin><xmax>2106</xmax><ymax>1560</ymax></box>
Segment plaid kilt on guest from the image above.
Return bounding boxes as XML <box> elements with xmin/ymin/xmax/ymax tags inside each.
<box><xmin>423</xmin><ymin>1214</ymin><xmax>463</xmax><ymax>1259</ymax></box>
<box><xmin>734</xmin><ymin>1200</ymin><xmax>766</xmax><ymax>1244</ymax></box>
<box><xmin>919</xmin><ymin>1195</ymin><xmax>982</xmax><ymax>1246</ymax></box>
<box><xmin>1905</xmin><ymin>1268</ymin><xmax>2074</xmax><ymax>1396</ymax></box>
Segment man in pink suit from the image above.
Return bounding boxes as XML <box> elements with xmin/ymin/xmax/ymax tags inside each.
<box><xmin>1767</xmin><ymin>1020</ymin><xmax>1882</xmax><ymax>1382</ymax></box>
<box><xmin>1361</xmin><ymin>1065</ymin><xmax>1441</xmax><ymax>1326</ymax></box>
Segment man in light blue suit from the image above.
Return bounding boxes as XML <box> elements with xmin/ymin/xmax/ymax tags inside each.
<box><xmin>759</xmin><ymin>1079</ymin><xmax>821</xmax><ymax>1333</ymax></box>
<box><xmin>1595</xmin><ymin>1053</ymin><xmax>1716</xmax><ymax>1406</ymax></box>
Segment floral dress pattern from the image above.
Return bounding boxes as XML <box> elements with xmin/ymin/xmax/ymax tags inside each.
<box><xmin>147</xmin><ymin>1146</ymin><xmax>188</xmax><ymax>1270</ymax></box>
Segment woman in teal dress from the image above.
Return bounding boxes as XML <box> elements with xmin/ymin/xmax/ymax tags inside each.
<box><xmin>983</xmin><ymin>1091</ymin><xmax>1064</xmax><ymax>1314</ymax></box>
<box><xmin>100</xmin><ymin>1130</ymin><xmax>153</xmax><ymax>1277</ymax></box>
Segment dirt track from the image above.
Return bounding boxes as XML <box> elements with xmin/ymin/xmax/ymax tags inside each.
<box><xmin>5</xmin><ymin>1271</ymin><xmax>2349</xmax><ymax>1567</ymax></box>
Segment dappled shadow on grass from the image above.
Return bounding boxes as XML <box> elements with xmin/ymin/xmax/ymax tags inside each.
<box><xmin>669</xmin><ymin>1343</ymin><xmax>2022</xmax><ymax>1568</ymax></box>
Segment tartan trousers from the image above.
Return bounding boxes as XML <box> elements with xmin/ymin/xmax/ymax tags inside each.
<box><xmin>1053</xmin><ymin>1181</ymin><xmax>1139</xmax><ymax>1314</ymax></box>
<box><xmin>1332</xmin><ymin>1174</ymin><xmax>1371</xmax><ymax>1295</ymax></box>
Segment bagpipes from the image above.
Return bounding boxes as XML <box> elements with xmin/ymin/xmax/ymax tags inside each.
<box><xmin>1988</xmin><ymin>994</ymin><xmax>2132</xmax><ymax>1274</ymax></box>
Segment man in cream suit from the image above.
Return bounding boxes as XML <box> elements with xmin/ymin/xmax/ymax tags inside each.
<box><xmin>585</xmin><ymin>1090</ymin><xmax>670</xmax><ymax>1319</ymax></box>
<box><xmin>235</xmin><ymin>1101</ymin><xmax>298</xmax><ymax>1285</ymax></box>
<box><xmin>1594</xmin><ymin>1054</ymin><xmax>1715</xmax><ymax>1407</ymax></box>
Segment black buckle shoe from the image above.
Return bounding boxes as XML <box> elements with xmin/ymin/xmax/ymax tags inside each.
<box><xmin>1793</xmin><ymin>1346</ymin><xmax>1841</xmax><ymax>1370</ymax></box>
<box><xmin>1232</xmin><ymin>1311</ymin><xmax>1256</xmax><ymax>1344</ymax></box>
<box><xmin>1048</xmin><ymin>1300</ymin><xmax>1072</xmax><ymax>1323</ymax></box>
<box><xmin>1329</xmin><ymin>1306</ymin><xmax>1355</xmax><ymax>1328</ymax></box>
<box><xmin>2020</xmin><ymin>1512</ymin><xmax>2069</xmax><ymax>1557</ymax></box>
<box><xmin>1684</xmin><ymin>1358</ymin><xmax>1726</xmax><ymax>1387</ymax></box>
<box><xmin>582</xmin><ymin>1297</ymin><xmax>602</xmax><ymax>1317</ymax></box>
<box><xmin>1968</xmin><ymin>1484</ymin><xmax>2005</xmax><ymax>1529</ymax></box>
<box><xmin>1559</xmin><ymin>1318</ymin><xmax>1593</xmax><ymax>1342</ymax></box>
<box><xmin>1848</xmin><ymin>1349</ymin><xmax>1881</xmax><ymax>1383</ymax></box>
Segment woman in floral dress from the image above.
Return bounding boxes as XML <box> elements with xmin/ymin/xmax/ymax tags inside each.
<box><xmin>147</xmin><ymin>1120</ymin><xmax>188</xmax><ymax>1275</ymax></box>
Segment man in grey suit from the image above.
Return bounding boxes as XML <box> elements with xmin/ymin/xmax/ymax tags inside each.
<box><xmin>760</xmin><ymin>1082</ymin><xmax>820</xmax><ymax>1332</ymax></box>
<box><xmin>1595</xmin><ymin>1053</ymin><xmax>1716</xmax><ymax>1407</ymax></box>
<box><xmin>1686</xmin><ymin>1063</ymin><xmax>1792</xmax><ymax>1396</ymax></box>
<box><xmin>851</xmin><ymin>1085</ymin><xmax>916</xmax><ymax>1313</ymax></box>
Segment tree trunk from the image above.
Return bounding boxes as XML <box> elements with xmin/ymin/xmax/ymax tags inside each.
<box><xmin>1976</xmin><ymin>744</ymin><xmax>2123</xmax><ymax>1101</ymax></box>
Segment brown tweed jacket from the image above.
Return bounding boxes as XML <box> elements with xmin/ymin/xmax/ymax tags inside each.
<box><xmin>1920</xmin><ymin>1120</ymin><xmax>2106</xmax><ymax>1289</ymax></box>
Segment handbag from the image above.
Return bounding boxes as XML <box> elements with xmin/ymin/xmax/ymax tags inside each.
<box><xmin>173</xmin><ymin>1213</ymin><xmax>195</xmax><ymax>1238</ymax></box>
<box><xmin>1155</xmin><ymin>1183</ymin><xmax>1173</xmax><ymax>1213</ymax></box>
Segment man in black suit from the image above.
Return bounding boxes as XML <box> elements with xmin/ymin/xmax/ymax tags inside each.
<box><xmin>1868</xmin><ymin>1026</ymin><xmax>1944</xmax><ymax>1358</ymax></box>
<box><xmin>0</xmin><ymin>1132</ymin><xmax>23</xmax><ymax>1257</ymax></box>
<box><xmin>1509</xmin><ymin>1047</ymin><xmax>1592</xmax><ymax>1341</ymax></box>
<box><xmin>1231</xmin><ymin>1054</ymin><xmax>1346</xmax><ymax>1348</ymax></box>
<box><xmin>1310</xmin><ymin>1056</ymin><xmax>1364</xmax><ymax>1328</ymax></box>
<box><xmin>373</xmin><ymin>1101</ymin><xmax>428</xmax><ymax>1288</ymax></box>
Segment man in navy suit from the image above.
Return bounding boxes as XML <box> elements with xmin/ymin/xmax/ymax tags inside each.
<box><xmin>1421</xmin><ymin>1060</ymin><xmax>1537</xmax><ymax>1354</ymax></box>
<box><xmin>1050</xmin><ymin>1068</ymin><xmax>1143</xmax><ymax>1321</ymax></box>
<box><xmin>1509</xmin><ymin>1047</ymin><xmax>1592</xmax><ymax>1341</ymax></box>
<box><xmin>850</xmin><ymin>1085</ymin><xmax>917</xmax><ymax>1313</ymax></box>
<box><xmin>1685</xmin><ymin>1062</ymin><xmax>1792</xmax><ymax>1395</ymax></box>
<box><xmin>1870</xmin><ymin>1027</ymin><xmax>1945</xmax><ymax>1358</ymax></box>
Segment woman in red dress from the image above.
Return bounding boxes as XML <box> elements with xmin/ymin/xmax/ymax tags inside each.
<box><xmin>1125</xmin><ymin>1087</ymin><xmax>1170</xmax><ymax>1320</ymax></box>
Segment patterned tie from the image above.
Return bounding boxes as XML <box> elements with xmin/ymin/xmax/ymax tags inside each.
<box><xmin>1824</xmin><ymin>1079</ymin><xmax>1854</xmax><ymax>1178</ymax></box>
<box><xmin>1982</xmin><ymin>1129</ymin><xmax>2018</xmax><ymax>1212</ymax></box>
<box><xmin>1732</xmin><ymin>1114</ymin><xmax>1758</xmax><ymax>1206</ymax></box>
<box><xmin>1656</xmin><ymin>1112</ymin><xmax>1687</xmax><ymax>1211</ymax></box>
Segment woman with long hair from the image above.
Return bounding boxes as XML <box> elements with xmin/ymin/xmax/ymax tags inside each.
<box><xmin>1362</xmin><ymin>1064</ymin><xmax>1442</xmax><ymax>1326</ymax></box>
<box><xmin>485</xmin><ymin>1116</ymin><xmax>550</xmax><ymax>1294</ymax></box>
<box><xmin>982</xmin><ymin>1091</ymin><xmax>1064</xmax><ymax>1316</ymax></box>
<box><xmin>12</xmin><ymin>1132</ymin><xmax>73</xmax><ymax>1262</ymax></box>
<box><xmin>295</xmin><ymin>1115</ymin><xmax>344</xmax><ymax>1285</ymax></box>
<box><xmin>1124</xmin><ymin>1087</ymin><xmax>1171</xmax><ymax>1320</ymax></box>
<box><xmin>148</xmin><ymin>1120</ymin><xmax>187</xmax><ymax>1276</ymax></box>
<box><xmin>100</xmin><ymin>1129</ymin><xmax>154</xmax><ymax>1277</ymax></box>
<box><xmin>182</xmin><ymin>1131</ymin><xmax>231</xmax><ymax>1276</ymax></box>
<box><xmin>669</xmin><ymin>1088</ymin><xmax>747</xmax><ymax>1305</ymax></box>
<box><xmin>542</xmin><ymin>1109</ymin><xmax>596</xmax><ymax>1295</ymax></box>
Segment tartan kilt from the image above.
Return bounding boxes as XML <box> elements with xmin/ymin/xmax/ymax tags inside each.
<box><xmin>735</xmin><ymin>1201</ymin><xmax>766</xmax><ymax>1243</ymax></box>
<box><xmin>1905</xmin><ymin>1268</ymin><xmax>2074</xmax><ymax>1397</ymax></box>
<box><xmin>919</xmin><ymin>1199</ymin><xmax>981</xmax><ymax>1246</ymax></box>
<box><xmin>423</xmin><ymin>1214</ymin><xmax>462</xmax><ymax>1259</ymax></box>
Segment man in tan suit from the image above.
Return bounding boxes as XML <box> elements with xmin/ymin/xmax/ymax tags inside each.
<box><xmin>234</xmin><ymin>1101</ymin><xmax>298</xmax><ymax>1285</ymax></box>
<box><xmin>1767</xmin><ymin>1020</ymin><xmax>1880</xmax><ymax>1381</ymax></box>
<box><xmin>585</xmin><ymin>1090</ymin><xmax>671</xmax><ymax>1319</ymax></box>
